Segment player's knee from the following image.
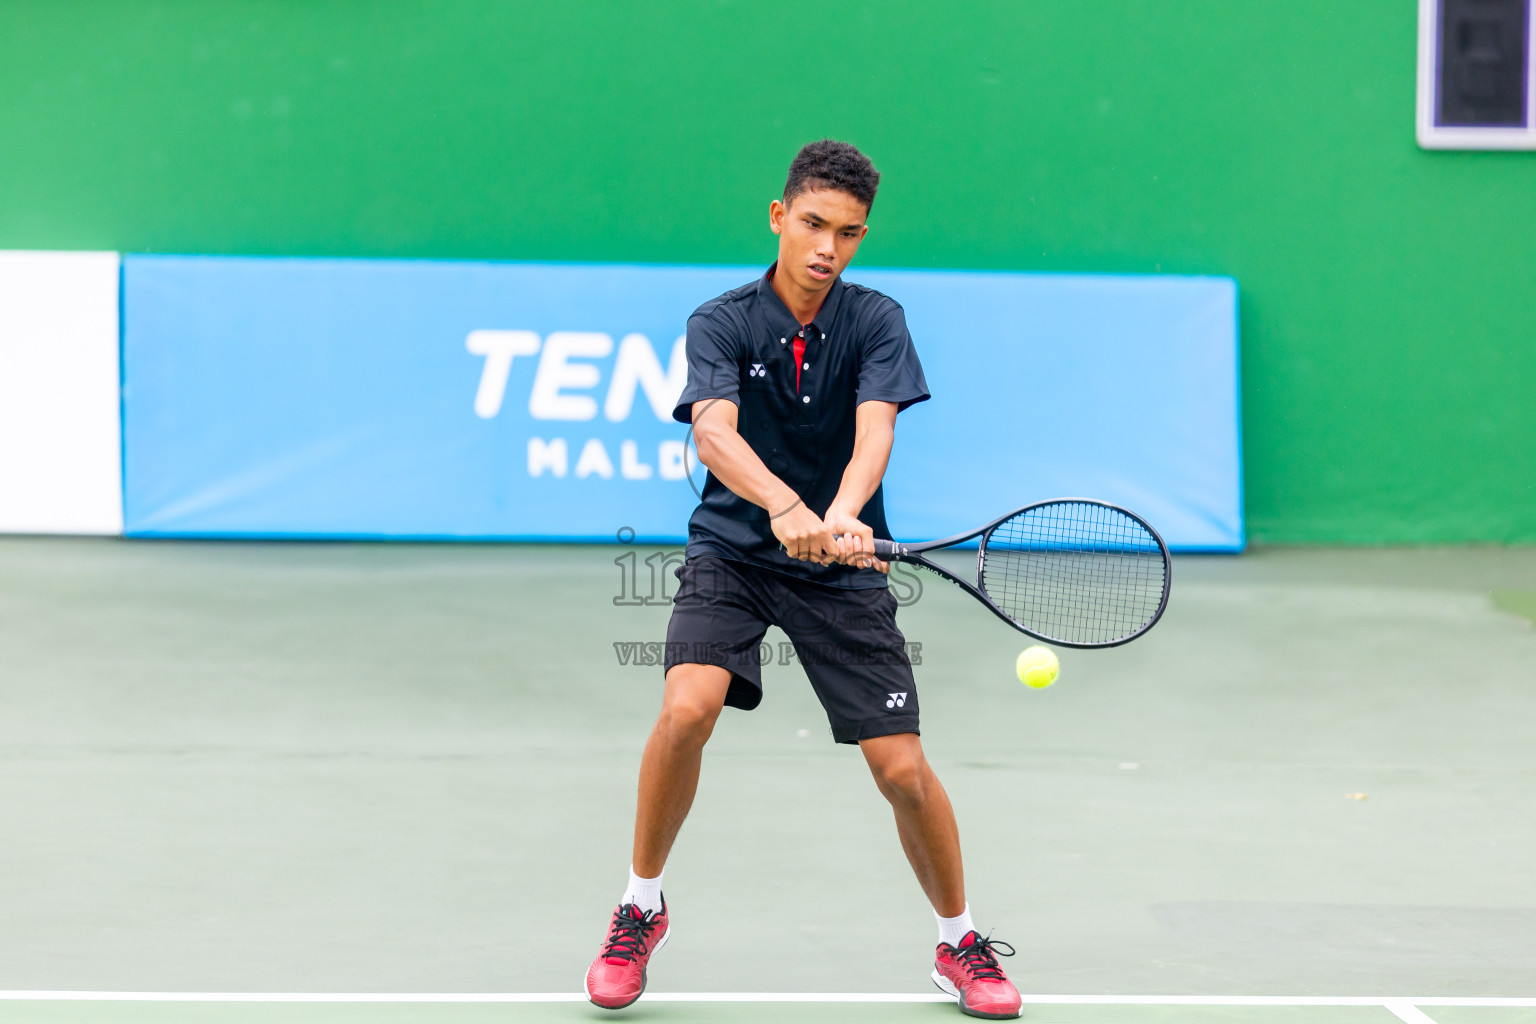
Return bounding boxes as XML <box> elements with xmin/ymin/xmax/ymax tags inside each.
<box><xmin>870</xmin><ymin>753</ymin><xmax>927</xmax><ymax>805</ymax></box>
<box><xmin>657</xmin><ymin>692</ymin><xmax>721</xmax><ymax>747</ymax></box>
<box><xmin>656</xmin><ymin>664</ymin><xmax>730</xmax><ymax>747</ymax></box>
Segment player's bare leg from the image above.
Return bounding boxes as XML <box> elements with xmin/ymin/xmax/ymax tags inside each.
<box><xmin>863</xmin><ymin>732</ymin><xmax>1023</xmax><ymax>1019</ymax></box>
<box><xmin>587</xmin><ymin>663</ymin><xmax>730</xmax><ymax>1009</ymax></box>
<box><xmin>860</xmin><ymin>732</ymin><xmax>966</xmax><ymax>916</ymax></box>
<box><xmin>631</xmin><ymin>662</ymin><xmax>732</xmax><ymax>876</ymax></box>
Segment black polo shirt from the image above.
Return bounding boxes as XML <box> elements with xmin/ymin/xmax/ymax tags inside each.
<box><xmin>671</xmin><ymin>265</ymin><xmax>930</xmax><ymax>589</ymax></box>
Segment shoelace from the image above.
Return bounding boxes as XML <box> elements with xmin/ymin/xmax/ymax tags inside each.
<box><xmin>954</xmin><ymin>934</ymin><xmax>1016</xmax><ymax>982</ymax></box>
<box><xmin>601</xmin><ymin>905</ymin><xmax>661</xmax><ymax>963</ymax></box>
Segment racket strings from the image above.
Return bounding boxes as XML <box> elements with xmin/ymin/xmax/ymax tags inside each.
<box><xmin>979</xmin><ymin>502</ymin><xmax>1166</xmax><ymax>646</ymax></box>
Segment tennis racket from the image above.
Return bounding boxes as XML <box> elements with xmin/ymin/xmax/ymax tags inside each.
<box><xmin>859</xmin><ymin>498</ymin><xmax>1171</xmax><ymax>648</ymax></box>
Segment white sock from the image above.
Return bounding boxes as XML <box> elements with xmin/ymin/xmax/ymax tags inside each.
<box><xmin>936</xmin><ymin>903</ymin><xmax>975</xmax><ymax>948</ymax></box>
<box><xmin>622</xmin><ymin>865</ymin><xmax>664</xmax><ymax>915</ymax></box>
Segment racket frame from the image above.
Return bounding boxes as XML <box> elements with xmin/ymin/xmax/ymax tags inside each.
<box><xmin>874</xmin><ymin>497</ymin><xmax>1172</xmax><ymax>649</ymax></box>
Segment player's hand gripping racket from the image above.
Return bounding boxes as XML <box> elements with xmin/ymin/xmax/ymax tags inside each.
<box><xmin>857</xmin><ymin>499</ymin><xmax>1171</xmax><ymax>648</ymax></box>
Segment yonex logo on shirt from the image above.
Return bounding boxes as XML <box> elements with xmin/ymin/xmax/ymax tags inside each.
<box><xmin>885</xmin><ymin>692</ymin><xmax>908</xmax><ymax>709</ymax></box>
<box><xmin>749</xmin><ymin>363</ymin><xmax>766</xmax><ymax>377</ymax></box>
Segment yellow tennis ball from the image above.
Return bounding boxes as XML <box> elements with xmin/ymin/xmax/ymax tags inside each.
<box><xmin>1016</xmin><ymin>645</ymin><xmax>1059</xmax><ymax>689</ymax></box>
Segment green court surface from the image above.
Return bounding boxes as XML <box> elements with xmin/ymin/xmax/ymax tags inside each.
<box><xmin>1</xmin><ymin>538</ymin><xmax>1534</xmax><ymax>1023</ymax></box>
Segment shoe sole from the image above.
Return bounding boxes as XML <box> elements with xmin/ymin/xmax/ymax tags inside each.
<box><xmin>584</xmin><ymin>925</ymin><xmax>672</xmax><ymax>1010</ymax></box>
<box><xmin>931</xmin><ymin>968</ymin><xmax>1022</xmax><ymax>1020</ymax></box>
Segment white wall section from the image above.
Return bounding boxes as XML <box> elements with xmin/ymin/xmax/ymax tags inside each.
<box><xmin>0</xmin><ymin>251</ymin><xmax>123</xmax><ymax>534</ymax></box>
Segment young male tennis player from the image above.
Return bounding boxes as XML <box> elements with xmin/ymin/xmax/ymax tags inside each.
<box><xmin>584</xmin><ymin>140</ymin><xmax>1022</xmax><ymax>1020</ymax></box>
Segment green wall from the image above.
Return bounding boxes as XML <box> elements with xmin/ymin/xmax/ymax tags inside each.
<box><xmin>2</xmin><ymin>1</ymin><xmax>1532</xmax><ymax>543</ymax></box>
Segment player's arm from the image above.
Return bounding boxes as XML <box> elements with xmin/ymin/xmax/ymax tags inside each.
<box><xmin>823</xmin><ymin>400</ymin><xmax>898</xmax><ymax>572</ymax></box>
<box><xmin>690</xmin><ymin>398</ymin><xmax>837</xmax><ymax>564</ymax></box>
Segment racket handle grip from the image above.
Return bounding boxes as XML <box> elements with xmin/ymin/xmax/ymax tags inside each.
<box><xmin>832</xmin><ymin>535</ymin><xmax>900</xmax><ymax>559</ymax></box>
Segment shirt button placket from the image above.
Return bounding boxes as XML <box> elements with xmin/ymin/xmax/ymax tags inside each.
<box><xmin>800</xmin><ymin>327</ymin><xmax>812</xmax><ymax>405</ymax></box>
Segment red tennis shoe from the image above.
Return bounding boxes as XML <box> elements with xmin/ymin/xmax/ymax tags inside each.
<box><xmin>932</xmin><ymin>931</ymin><xmax>1023</xmax><ymax>1019</ymax></box>
<box><xmin>584</xmin><ymin>899</ymin><xmax>670</xmax><ymax>1009</ymax></box>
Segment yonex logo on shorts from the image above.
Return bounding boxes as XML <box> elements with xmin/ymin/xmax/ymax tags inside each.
<box><xmin>885</xmin><ymin>692</ymin><xmax>908</xmax><ymax>709</ymax></box>
<box><xmin>749</xmin><ymin>363</ymin><xmax>766</xmax><ymax>377</ymax></box>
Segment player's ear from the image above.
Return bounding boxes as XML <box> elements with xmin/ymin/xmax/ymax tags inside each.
<box><xmin>769</xmin><ymin>199</ymin><xmax>786</xmax><ymax>235</ymax></box>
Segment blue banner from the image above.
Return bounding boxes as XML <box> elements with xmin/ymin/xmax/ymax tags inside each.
<box><xmin>122</xmin><ymin>256</ymin><xmax>1241</xmax><ymax>549</ymax></box>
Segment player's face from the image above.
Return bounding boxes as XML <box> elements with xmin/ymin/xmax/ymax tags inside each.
<box><xmin>769</xmin><ymin>187</ymin><xmax>869</xmax><ymax>295</ymax></box>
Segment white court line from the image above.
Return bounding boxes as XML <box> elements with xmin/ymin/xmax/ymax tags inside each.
<box><xmin>0</xmin><ymin>992</ymin><xmax>1534</xmax><ymax>1007</ymax></box>
<box><xmin>1384</xmin><ymin>1002</ymin><xmax>1442</xmax><ymax>1024</ymax></box>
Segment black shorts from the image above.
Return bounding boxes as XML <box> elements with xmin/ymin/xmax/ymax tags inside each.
<box><xmin>663</xmin><ymin>556</ymin><xmax>918</xmax><ymax>744</ymax></box>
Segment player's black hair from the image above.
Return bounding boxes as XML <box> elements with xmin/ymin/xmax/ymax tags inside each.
<box><xmin>783</xmin><ymin>139</ymin><xmax>880</xmax><ymax>212</ymax></box>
